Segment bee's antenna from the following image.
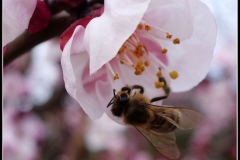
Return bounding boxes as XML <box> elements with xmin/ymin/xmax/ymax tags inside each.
<box><xmin>107</xmin><ymin>89</ymin><xmax>116</xmax><ymax>108</ymax></box>
<box><xmin>113</xmin><ymin>89</ymin><xmax>116</xmax><ymax>98</ymax></box>
<box><xmin>107</xmin><ymin>96</ymin><xmax>114</xmax><ymax>108</ymax></box>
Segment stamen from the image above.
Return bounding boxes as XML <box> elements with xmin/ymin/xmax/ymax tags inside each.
<box><xmin>144</xmin><ymin>60</ymin><xmax>150</xmax><ymax>66</ymax></box>
<box><xmin>145</xmin><ymin>24</ymin><xmax>151</xmax><ymax>31</ymax></box>
<box><xmin>151</xmin><ymin>57</ymin><xmax>179</xmax><ymax>80</ymax></box>
<box><xmin>142</xmin><ymin>33</ymin><xmax>167</xmax><ymax>56</ymax></box>
<box><xmin>114</xmin><ymin>74</ymin><xmax>119</xmax><ymax>80</ymax></box>
<box><xmin>161</xmin><ymin>48</ymin><xmax>168</xmax><ymax>54</ymax></box>
<box><xmin>116</xmin><ymin>20</ymin><xmax>181</xmax><ymax>86</ymax></box>
<box><xmin>127</xmin><ymin>33</ymin><xmax>140</xmax><ymax>48</ymax></box>
<box><xmin>136</xmin><ymin>61</ymin><xmax>143</xmax><ymax>68</ymax></box>
<box><xmin>169</xmin><ymin>70</ymin><xmax>179</xmax><ymax>79</ymax></box>
<box><xmin>138</xmin><ymin>24</ymin><xmax>143</xmax><ymax>30</ymax></box>
<box><xmin>140</xmin><ymin>20</ymin><xmax>173</xmax><ymax>40</ymax></box>
<box><xmin>132</xmin><ymin>33</ymin><xmax>141</xmax><ymax>43</ymax></box>
<box><xmin>106</xmin><ymin>62</ymin><xmax>119</xmax><ymax>80</ymax></box>
<box><xmin>135</xmin><ymin>43</ymin><xmax>144</xmax><ymax>57</ymax></box>
<box><xmin>166</xmin><ymin>32</ymin><xmax>172</xmax><ymax>39</ymax></box>
<box><xmin>127</xmin><ymin>49</ymin><xmax>142</xmax><ymax>63</ymax></box>
<box><xmin>118</xmin><ymin>45</ymin><xmax>126</xmax><ymax>54</ymax></box>
<box><xmin>173</xmin><ymin>38</ymin><xmax>180</xmax><ymax>44</ymax></box>
<box><xmin>123</xmin><ymin>54</ymin><xmax>134</xmax><ymax>66</ymax></box>
<box><xmin>134</xmin><ymin>70</ymin><xmax>142</xmax><ymax>75</ymax></box>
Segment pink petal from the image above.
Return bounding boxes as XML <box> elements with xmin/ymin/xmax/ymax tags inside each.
<box><xmin>60</xmin><ymin>6</ymin><xmax>104</xmax><ymax>50</ymax></box>
<box><xmin>27</xmin><ymin>0</ymin><xmax>51</xmax><ymax>33</ymax></box>
<box><xmin>60</xmin><ymin>17</ymin><xmax>94</xmax><ymax>51</ymax></box>
<box><xmin>3</xmin><ymin>0</ymin><xmax>37</xmax><ymax>45</ymax></box>
<box><xmin>142</xmin><ymin>0</ymin><xmax>193</xmax><ymax>40</ymax></box>
<box><xmin>166</xmin><ymin>0</ymin><xmax>217</xmax><ymax>92</ymax></box>
<box><xmin>61</xmin><ymin>26</ymin><xmax>111</xmax><ymax>120</ymax></box>
<box><xmin>84</xmin><ymin>0</ymin><xmax>151</xmax><ymax>75</ymax></box>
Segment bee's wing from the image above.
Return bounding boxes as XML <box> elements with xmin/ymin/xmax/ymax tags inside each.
<box><xmin>149</xmin><ymin>104</ymin><xmax>204</xmax><ymax>130</ymax></box>
<box><xmin>135</xmin><ymin>126</ymin><xmax>180</xmax><ymax>159</ymax></box>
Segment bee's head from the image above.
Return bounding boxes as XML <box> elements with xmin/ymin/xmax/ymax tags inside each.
<box><xmin>107</xmin><ymin>89</ymin><xmax>131</xmax><ymax>117</ymax></box>
<box><xmin>107</xmin><ymin>88</ymin><xmax>131</xmax><ymax>108</ymax></box>
<box><xmin>118</xmin><ymin>92</ymin><xmax>130</xmax><ymax>105</ymax></box>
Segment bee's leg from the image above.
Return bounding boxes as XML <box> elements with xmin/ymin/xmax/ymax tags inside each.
<box><xmin>121</xmin><ymin>87</ymin><xmax>131</xmax><ymax>94</ymax></box>
<box><xmin>150</xmin><ymin>77</ymin><xmax>170</xmax><ymax>103</ymax></box>
<box><xmin>132</xmin><ymin>85</ymin><xmax>144</xmax><ymax>94</ymax></box>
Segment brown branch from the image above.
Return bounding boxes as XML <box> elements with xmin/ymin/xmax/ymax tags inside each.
<box><xmin>88</xmin><ymin>0</ymin><xmax>104</xmax><ymax>6</ymax></box>
<box><xmin>3</xmin><ymin>12</ymin><xmax>76</xmax><ymax>67</ymax></box>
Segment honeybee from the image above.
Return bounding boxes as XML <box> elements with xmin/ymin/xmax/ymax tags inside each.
<box><xmin>107</xmin><ymin>77</ymin><xmax>204</xmax><ymax>159</ymax></box>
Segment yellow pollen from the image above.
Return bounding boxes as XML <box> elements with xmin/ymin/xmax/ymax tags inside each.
<box><xmin>135</xmin><ymin>44</ymin><xmax>144</xmax><ymax>57</ymax></box>
<box><xmin>118</xmin><ymin>45</ymin><xmax>126</xmax><ymax>54</ymax></box>
<box><xmin>161</xmin><ymin>48</ymin><xmax>168</xmax><ymax>54</ymax></box>
<box><xmin>141</xmin><ymin>66</ymin><xmax>145</xmax><ymax>72</ymax></box>
<box><xmin>114</xmin><ymin>74</ymin><xmax>119</xmax><ymax>80</ymax></box>
<box><xmin>173</xmin><ymin>38</ymin><xmax>180</xmax><ymax>44</ymax></box>
<box><xmin>134</xmin><ymin>70</ymin><xmax>142</xmax><ymax>75</ymax></box>
<box><xmin>155</xmin><ymin>81</ymin><xmax>165</xmax><ymax>88</ymax></box>
<box><xmin>144</xmin><ymin>60</ymin><xmax>150</xmax><ymax>66</ymax></box>
<box><xmin>145</xmin><ymin>24</ymin><xmax>151</xmax><ymax>31</ymax></box>
<box><xmin>136</xmin><ymin>61</ymin><xmax>143</xmax><ymax>68</ymax></box>
<box><xmin>166</xmin><ymin>32</ymin><xmax>172</xmax><ymax>39</ymax></box>
<box><xmin>156</xmin><ymin>71</ymin><xmax>162</xmax><ymax>78</ymax></box>
<box><xmin>169</xmin><ymin>70</ymin><xmax>179</xmax><ymax>79</ymax></box>
<box><xmin>138</xmin><ymin>24</ymin><xmax>143</xmax><ymax>30</ymax></box>
<box><xmin>118</xmin><ymin>51</ymin><xmax>123</xmax><ymax>54</ymax></box>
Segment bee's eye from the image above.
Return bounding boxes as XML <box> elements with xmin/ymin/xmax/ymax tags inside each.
<box><xmin>119</xmin><ymin>93</ymin><xmax>129</xmax><ymax>105</ymax></box>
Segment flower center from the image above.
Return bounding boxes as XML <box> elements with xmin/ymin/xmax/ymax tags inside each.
<box><xmin>107</xmin><ymin>22</ymin><xmax>180</xmax><ymax>89</ymax></box>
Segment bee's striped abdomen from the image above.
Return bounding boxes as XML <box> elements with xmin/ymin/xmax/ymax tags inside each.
<box><xmin>150</xmin><ymin>110</ymin><xmax>180</xmax><ymax>133</ymax></box>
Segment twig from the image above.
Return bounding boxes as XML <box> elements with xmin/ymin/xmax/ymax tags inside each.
<box><xmin>3</xmin><ymin>12</ymin><xmax>76</xmax><ymax>67</ymax></box>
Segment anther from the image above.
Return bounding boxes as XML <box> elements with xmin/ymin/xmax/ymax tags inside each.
<box><xmin>173</xmin><ymin>38</ymin><xmax>180</xmax><ymax>44</ymax></box>
<box><xmin>114</xmin><ymin>74</ymin><xmax>119</xmax><ymax>80</ymax></box>
<box><xmin>145</xmin><ymin>24</ymin><xmax>151</xmax><ymax>31</ymax></box>
<box><xmin>134</xmin><ymin>70</ymin><xmax>142</xmax><ymax>75</ymax></box>
<box><xmin>106</xmin><ymin>62</ymin><xmax>119</xmax><ymax>80</ymax></box>
<box><xmin>169</xmin><ymin>70</ymin><xmax>179</xmax><ymax>79</ymax></box>
<box><xmin>118</xmin><ymin>45</ymin><xmax>126</xmax><ymax>54</ymax></box>
<box><xmin>136</xmin><ymin>61</ymin><xmax>143</xmax><ymax>68</ymax></box>
<box><xmin>138</xmin><ymin>24</ymin><xmax>143</xmax><ymax>30</ymax></box>
<box><xmin>120</xmin><ymin>60</ymin><xmax>124</xmax><ymax>64</ymax></box>
<box><xmin>135</xmin><ymin>44</ymin><xmax>144</xmax><ymax>57</ymax></box>
<box><xmin>166</xmin><ymin>32</ymin><xmax>172</xmax><ymax>39</ymax></box>
<box><xmin>155</xmin><ymin>81</ymin><xmax>165</xmax><ymax>88</ymax></box>
<box><xmin>144</xmin><ymin>60</ymin><xmax>150</xmax><ymax>66</ymax></box>
<box><xmin>161</xmin><ymin>48</ymin><xmax>168</xmax><ymax>54</ymax></box>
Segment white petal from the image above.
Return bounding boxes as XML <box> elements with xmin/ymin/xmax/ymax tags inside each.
<box><xmin>167</xmin><ymin>0</ymin><xmax>217</xmax><ymax>92</ymax></box>
<box><xmin>84</xmin><ymin>0</ymin><xmax>151</xmax><ymax>75</ymax></box>
<box><xmin>3</xmin><ymin>0</ymin><xmax>37</xmax><ymax>45</ymax></box>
